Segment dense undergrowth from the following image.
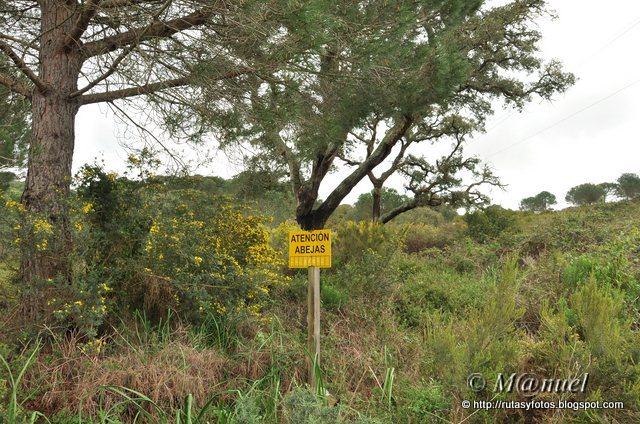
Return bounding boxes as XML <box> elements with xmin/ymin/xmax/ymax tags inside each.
<box><xmin>1</xmin><ymin>171</ymin><xmax>640</xmax><ymax>423</ymax></box>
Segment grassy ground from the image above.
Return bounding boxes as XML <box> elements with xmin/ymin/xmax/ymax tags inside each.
<box><xmin>1</xmin><ymin>199</ymin><xmax>640</xmax><ymax>422</ymax></box>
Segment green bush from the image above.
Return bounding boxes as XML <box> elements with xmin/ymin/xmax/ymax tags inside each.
<box><xmin>323</xmin><ymin>249</ymin><xmax>414</xmax><ymax>301</ymax></box>
<box><xmin>444</xmin><ymin>237</ymin><xmax>500</xmax><ymax>274</ymax></box>
<box><xmin>140</xmin><ymin>189</ymin><xmax>288</xmax><ymax>324</ymax></box>
<box><xmin>562</xmin><ymin>230</ymin><xmax>640</xmax><ymax>308</ymax></box>
<box><xmin>37</xmin><ymin>163</ymin><xmax>290</xmax><ymax>337</ymax></box>
<box><xmin>401</xmin><ymin>221</ymin><xmax>466</xmax><ymax>252</ymax></box>
<box><xmin>464</xmin><ymin>205</ymin><xmax>517</xmax><ymax>243</ymax></box>
<box><xmin>389</xmin><ymin>206</ymin><xmax>458</xmax><ymax>227</ymax></box>
<box><xmin>282</xmin><ymin>388</ymin><xmax>340</xmax><ymax>424</ymax></box>
<box><xmin>332</xmin><ymin>221</ymin><xmax>400</xmax><ymax>265</ymax></box>
<box><xmin>234</xmin><ymin>395</ymin><xmax>264</xmax><ymax>424</ymax></box>
<box><xmin>571</xmin><ymin>276</ymin><xmax>625</xmax><ymax>358</ymax></box>
<box><xmin>518</xmin><ymin>206</ymin><xmax>614</xmax><ymax>255</ymax></box>
<box><xmin>420</xmin><ymin>258</ymin><xmax>523</xmax><ymax>405</ymax></box>
<box><xmin>321</xmin><ymin>284</ymin><xmax>346</xmax><ymax>311</ymax></box>
<box><xmin>394</xmin><ymin>260</ymin><xmax>485</xmax><ymax>326</ymax></box>
<box><xmin>401</xmin><ymin>380</ymin><xmax>450</xmax><ymax>422</ymax></box>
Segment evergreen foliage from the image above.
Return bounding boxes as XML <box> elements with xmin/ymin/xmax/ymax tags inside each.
<box><xmin>0</xmin><ymin>81</ymin><xmax>29</xmax><ymax>171</ymax></box>
<box><xmin>196</xmin><ymin>0</ymin><xmax>574</xmax><ymax>229</ymax></box>
<box><xmin>565</xmin><ymin>183</ymin><xmax>606</xmax><ymax>206</ymax></box>
<box><xmin>519</xmin><ymin>190</ymin><xmax>556</xmax><ymax>211</ymax></box>
<box><xmin>617</xmin><ymin>173</ymin><xmax>640</xmax><ymax>200</ymax></box>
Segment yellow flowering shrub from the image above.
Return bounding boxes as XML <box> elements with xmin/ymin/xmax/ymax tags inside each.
<box><xmin>9</xmin><ymin>163</ymin><xmax>289</xmax><ymax>335</ymax></box>
<box><xmin>270</xmin><ymin>220</ymin><xmax>302</xmax><ymax>268</ymax></box>
<box><xmin>2</xmin><ymin>187</ymin><xmax>110</xmax><ymax>337</ymax></box>
<box><xmin>0</xmin><ymin>193</ymin><xmax>21</xmax><ymax>300</ymax></box>
<box><xmin>142</xmin><ymin>189</ymin><xmax>288</xmax><ymax>323</ymax></box>
<box><xmin>332</xmin><ymin>220</ymin><xmax>401</xmax><ymax>265</ymax></box>
<box><xmin>5</xmin><ymin>198</ymin><xmax>57</xmax><ymax>254</ymax></box>
<box><xmin>47</xmin><ymin>278</ymin><xmax>112</xmax><ymax>337</ymax></box>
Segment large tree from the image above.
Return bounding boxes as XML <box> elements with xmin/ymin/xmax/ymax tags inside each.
<box><xmin>0</xmin><ymin>0</ymin><xmax>278</xmax><ymax>286</ymax></box>
<box><xmin>565</xmin><ymin>183</ymin><xmax>605</xmax><ymax>206</ymax></box>
<box><xmin>519</xmin><ymin>190</ymin><xmax>556</xmax><ymax>212</ymax></box>
<box><xmin>617</xmin><ymin>173</ymin><xmax>640</xmax><ymax>200</ymax></box>
<box><xmin>201</xmin><ymin>0</ymin><xmax>574</xmax><ymax>230</ymax></box>
<box><xmin>598</xmin><ymin>182</ymin><xmax>619</xmax><ymax>202</ymax></box>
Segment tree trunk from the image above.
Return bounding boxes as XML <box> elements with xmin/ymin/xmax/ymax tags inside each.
<box><xmin>371</xmin><ymin>184</ymin><xmax>382</xmax><ymax>222</ymax></box>
<box><xmin>20</xmin><ymin>1</ymin><xmax>81</xmax><ymax>318</ymax></box>
<box><xmin>297</xmin><ymin>211</ymin><xmax>329</xmax><ymax>231</ymax></box>
<box><xmin>295</xmin><ymin>116</ymin><xmax>414</xmax><ymax>230</ymax></box>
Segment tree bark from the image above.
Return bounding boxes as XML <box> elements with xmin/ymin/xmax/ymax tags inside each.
<box><xmin>296</xmin><ymin>115</ymin><xmax>414</xmax><ymax>230</ymax></box>
<box><xmin>371</xmin><ymin>183</ymin><xmax>382</xmax><ymax>222</ymax></box>
<box><xmin>20</xmin><ymin>1</ymin><xmax>82</xmax><ymax>298</ymax></box>
<box><xmin>381</xmin><ymin>200</ymin><xmax>418</xmax><ymax>224</ymax></box>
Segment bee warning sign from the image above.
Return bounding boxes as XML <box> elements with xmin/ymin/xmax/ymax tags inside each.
<box><xmin>288</xmin><ymin>230</ymin><xmax>331</xmax><ymax>268</ymax></box>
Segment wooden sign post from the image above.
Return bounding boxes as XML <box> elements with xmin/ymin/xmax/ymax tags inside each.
<box><xmin>288</xmin><ymin>230</ymin><xmax>331</xmax><ymax>389</ymax></box>
<box><xmin>308</xmin><ymin>266</ymin><xmax>320</xmax><ymax>389</ymax></box>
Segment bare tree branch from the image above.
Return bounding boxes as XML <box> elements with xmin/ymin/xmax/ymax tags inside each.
<box><xmin>0</xmin><ymin>71</ymin><xmax>31</xmax><ymax>98</ymax></box>
<box><xmin>73</xmin><ymin>0</ymin><xmax>181</xmax><ymax>97</ymax></box>
<box><xmin>107</xmin><ymin>100</ymin><xmax>189</xmax><ymax>172</ymax></box>
<box><xmin>70</xmin><ymin>45</ymin><xmax>136</xmax><ymax>98</ymax></box>
<box><xmin>79</xmin><ymin>66</ymin><xmax>252</xmax><ymax>104</ymax></box>
<box><xmin>99</xmin><ymin>0</ymin><xmax>153</xmax><ymax>9</ymax></box>
<box><xmin>381</xmin><ymin>199</ymin><xmax>421</xmax><ymax>224</ymax></box>
<box><xmin>0</xmin><ymin>40</ymin><xmax>46</xmax><ymax>92</ymax></box>
<box><xmin>65</xmin><ymin>0</ymin><xmax>103</xmax><ymax>48</ymax></box>
<box><xmin>336</xmin><ymin>152</ymin><xmax>360</xmax><ymax>167</ymax></box>
<box><xmin>80</xmin><ymin>6</ymin><xmax>220</xmax><ymax>58</ymax></box>
<box><xmin>79</xmin><ymin>76</ymin><xmax>189</xmax><ymax>104</ymax></box>
<box><xmin>0</xmin><ymin>32</ymin><xmax>39</xmax><ymax>51</ymax></box>
<box><xmin>273</xmin><ymin>134</ymin><xmax>303</xmax><ymax>194</ymax></box>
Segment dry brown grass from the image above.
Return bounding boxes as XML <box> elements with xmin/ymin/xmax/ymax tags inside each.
<box><xmin>17</xmin><ymin>315</ymin><xmax>306</xmax><ymax>420</ymax></box>
<box><xmin>24</xmin><ymin>333</ymin><xmax>230</xmax><ymax>418</ymax></box>
<box><xmin>270</xmin><ymin>289</ymin><xmax>426</xmax><ymax>413</ymax></box>
<box><xmin>11</xmin><ymin>278</ymin><xmax>427</xmax><ymax>420</ymax></box>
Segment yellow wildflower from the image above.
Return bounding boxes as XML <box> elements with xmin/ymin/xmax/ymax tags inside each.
<box><xmin>5</xmin><ymin>200</ymin><xmax>25</xmax><ymax>212</ymax></box>
<box><xmin>33</xmin><ymin>218</ymin><xmax>53</xmax><ymax>233</ymax></box>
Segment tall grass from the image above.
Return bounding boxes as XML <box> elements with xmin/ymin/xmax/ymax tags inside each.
<box><xmin>86</xmin><ymin>385</ymin><xmax>241</xmax><ymax>423</ymax></box>
<box><xmin>0</xmin><ymin>341</ymin><xmax>49</xmax><ymax>424</ymax></box>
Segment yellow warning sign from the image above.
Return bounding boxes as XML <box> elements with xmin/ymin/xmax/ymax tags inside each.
<box><xmin>288</xmin><ymin>230</ymin><xmax>331</xmax><ymax>268</ymax></box>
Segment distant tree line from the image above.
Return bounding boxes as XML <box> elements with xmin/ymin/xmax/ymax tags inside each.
<box><xmin>520</xmin><ymin>173</ymin><xmax>640</xmax><ymax>211</ymax></box>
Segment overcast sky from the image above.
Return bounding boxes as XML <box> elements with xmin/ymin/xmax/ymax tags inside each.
<box><xmin>74</xmin><ymin>1</ymin><xmax>640</xmax><ymax>210</ymax></box>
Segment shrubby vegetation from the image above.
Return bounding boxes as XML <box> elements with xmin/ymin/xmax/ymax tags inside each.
<box><xmin>1</xmin><ymin>165</ymin><xmax>640</xmax><ymax>422</ymax></box>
